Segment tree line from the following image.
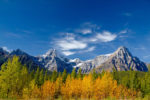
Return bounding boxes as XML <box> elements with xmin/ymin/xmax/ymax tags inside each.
<box><xmin>0</xmin><ymin>56</ymin><xmax>150</xmax><ymax>99</ymax></box>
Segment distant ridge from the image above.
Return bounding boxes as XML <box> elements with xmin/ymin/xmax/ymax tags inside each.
<box><xmin>0</xmin><ymin>46</ymin><xmax>148</xmax><ymax>73</ymax></box>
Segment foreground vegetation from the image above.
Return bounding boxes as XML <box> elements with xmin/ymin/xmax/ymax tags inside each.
<box><xmin>0</xmin><ymin>56</ymin><xmax>150</xmax><ymax>99</ymax></box>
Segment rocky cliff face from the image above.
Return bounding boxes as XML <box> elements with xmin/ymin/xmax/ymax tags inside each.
<box><xmin>0</xmin><ymin>46</ymin><xmax>148</xmax><ymax>73</ymax></box>
<box><xmin>73</xmin><ymin>54</ymin><xmax>111</xmax><ymax>73</ymax></box>
<box><xmin>9</xmin><ymin>49</ymin><xmax>43</xmax><ymax>71</ymax></box>
<box><xmin>95</xmin><ymin>46</ymin><xmax>148</xmax><ymax>72</ymax></box>
<box><xmin>38</xmin><ymin>49</ymin><xmax>73</xmax><ymax>72</ymax></box>
<box><xmin>62</xmin><ymin>46</ymin><xmax>148</xmax><ymax>73</ymax></box>
<box><xmin>0</xmin><ymin>48</ymin><xmax>9</xmax><ymax>66</ymax></box>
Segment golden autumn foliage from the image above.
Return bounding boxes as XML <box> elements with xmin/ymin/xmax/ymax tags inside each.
<box><xmin>22</xmin><ymin>72</ymin><xmax>138</xmax><ymax>99</ymax></box>
<box><xmin>61</xmin><ymin>75</ymin><xmax>82</xmax><ymax>99</ymax></box>
<box><xmin>41</xmin><ymin>81</ymin><xmax>56</xmax><ymax>99</ymax></box>
<box><xmin>81</xmin><ymin>74</ymin><xmax>94</xmax><ymax>99</ymax></box>
<box><xmin>0</xmin><ymin>56</ymin><xmax>143</xmax><ymax>99</ymax></box>
<box><xmin>60</xmin><ymin>72</ymin><xmax>137</xmax><ymax>99</ymax></box>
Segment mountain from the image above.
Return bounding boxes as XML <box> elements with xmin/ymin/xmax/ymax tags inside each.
<box><xmin>0</xmin><ymin>49</ymin><xmax>43</xmax><ymax>71</ymax></box>
<box><xmin>95</xmin><ymin>46</ymin><xmax>148</xmax><ymax>72</ymax></box>
<box><xmin>0</xmin><ymin>46</ymin><xmax>148</xmax><ymax>73</ymax></box>
<box><xmin>72</xmin><ymin>54</ymin><xmax>111</xmax><ymax>73</ymax></box>
<box><xmin>38</xmin><ymin>49</ymin><xmax>73</xmax><ymax>72</ymax></box>
<box><xmin>69</xmin><ymin>46</ymin><xmax>148</xmax><ymax>73</ymax></box>
<box><xmin>0</xmin><ymin>48</ymin><xmax>9</xmax><ymax>66</ymax></box>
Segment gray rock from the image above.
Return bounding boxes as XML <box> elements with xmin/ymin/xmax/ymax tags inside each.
<box><xmin>0</xmin><ymin>46</ymin><xmax>148</xmax><ymax>73</ymax></box>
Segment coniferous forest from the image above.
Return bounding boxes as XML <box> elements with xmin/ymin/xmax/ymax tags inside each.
<box><xmin>1</xmin><ymin>0</ymin><xmax>150</xmax><ymax>99</ymax></box>
<box><xmin>0</xmin><ymin>56</ymin><xmax>150</xmax><ymax>100</ymax></box>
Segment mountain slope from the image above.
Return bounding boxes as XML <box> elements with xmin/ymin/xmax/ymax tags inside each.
<box><xmin>0</xmin><ymin>48</ymin><xmax>9</xmax><ymax>66</ymax></box>
<box><xmin>38</xmin><ymin>49</ymin><xmax>73</xmax><ymax>72</ymax></box>
<box><xmin>95</xmin><ymin>46</ymin><xmax>148</xmax><ymax>72</ymax></box>
<box><xmin>0</xmin><ymin>46</ymin><xmax>148</xmax><ymax>73</ymax></box>
<box><xmin>10</xmin><ymin>49</ymin><xmax>44</xmax><ymax>71</ymax></box>
<box><xmin>72</xmin><ymin>46</ymin><xmax>148</xmax><ymax>73</ymax></box>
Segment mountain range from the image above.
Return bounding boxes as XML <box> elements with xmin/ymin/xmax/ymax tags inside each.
<box><xmin>0</xmin><ymin>46</ymin><xmax>148</xmax><ymax>73</ymax></box>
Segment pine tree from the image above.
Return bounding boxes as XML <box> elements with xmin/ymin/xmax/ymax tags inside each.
<box><xmin>77</xmin><ymin>68</ymin><xmax>83</xmax><ymax>79</ymax></box>
<box><xmin>39</xmin><ymin>69</ymin><xmax>44</xmax><ymax>86</ymax></box>
<box><xmin>62</xmin><ymin>69</ymin><xmax>67</xmax><ymax>83</ymax></box>
<box><xmin>112</xmin><ymin>67</ymin><xmax>117</xmax><ymax>80</ymax></box>
<box><xmin>44</xmin><ymin>70</ymin><xmax>48</xmax><ymax>82</ymax></box>
<box><xmin>34</xmin><ymin>67</ymin><xmax>40</xmax><ymax>86</ymax></box>
<box><xmin>129</xmin><ymin>70</ymin><xmax>135</xmax><ymax>89</ymax></box>
<box><xmin>51</xmin><ymin>70</ymin><xmax>58</xmax><ymax>82</ymax></box>
<box><xmin>71</xmin><ymin>68</ymin><xmax>76</xmax><ymax>79</ymax></box>
<box><xmin>92</xmin><ymin>69</ymin><xmax>97</xmax><ymax>81</ymax></box>
<box><xmin>101</xmin><ymin>69</ymin><xmax>105</xmax><ymax>77</ymax></box>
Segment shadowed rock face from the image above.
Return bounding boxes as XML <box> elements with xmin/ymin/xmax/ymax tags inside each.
<box><xmin>0</xmin><ymin>46</ymin><xmax>148</xmax><ymax>73</ymax></box>
<box><xmin>9</xmin><ymin>49</ymin><xmax>44</xmax><ymax>71</ymax></box>
<box><xmin>38</xmin><ymin>49</ymin><xmax>73</xmax><ymax>73</ymax></box>
<box><xmin>95</xmin><ymin>47</ymin><xmax>148</xmax><ymax>72</ymax></box>
<box><xmin>0</xmin><ymin>48</ymin><xmax>9</xmax><ymax>66</ymax></box>
<box><xmin>71</xmin><ymin>46</ymin><xmax>147</xmax><ymax>73</ymax></box>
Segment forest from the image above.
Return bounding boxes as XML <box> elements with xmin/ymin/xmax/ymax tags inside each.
<box><xmin>0</xmin><ymin>56</ymin><xmax>150</xmax><ymax>100</ymax></box>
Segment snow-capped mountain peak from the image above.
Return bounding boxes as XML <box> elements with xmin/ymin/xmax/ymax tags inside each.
<box><xmin>0</xmin><ymin>46</ymin><xmax>147</xmax><ymax>73</ymax></box>
<box><xmin>42</xmin><ymin>49</ymin><xmax>66</xmax><ymax>60</ymax></box>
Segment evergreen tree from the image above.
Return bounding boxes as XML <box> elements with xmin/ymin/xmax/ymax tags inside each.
<box><xmin>62</xmin><ymin>69</ymin><xmax>67</xmax><ymax>83</ymax></box>
<box><xmin>44</xmin><ymin>70</ymin><xmax>48</xmax><ymax>82</ymax></box>
<box><xmin>92</xmin><ymin>69</ymin><xmax>97</xmax><ymax>81</ymax></box>
<box><xmin>77</xmin><ymin>68</ymin><xmax>83</xmax><ymax>79</ymax></box>
<box><xmin>101</xmin><ymin>69</ymin><xmax>105</xmax><ymax>77</ymax></box>
<box><xmin>112</xmin><ymin>67</ymin><xmax>117</xmax><ymax>80</ymax></box>
<box><xmin>39</xmin><ymin>69</ymin><xmax>44</xmax><ymax>86</ymax></box>
<box><xmin>71</xmin><ymin>68</ymin><xmax>76</xmax><ymax>79</ymax></box>
<box><xmin>51</xmin><ymin>70</ymin><xmax>58</xmax><ymax>82</ymax></box>
<box><xmin>34</xmin><ymin>67</ymin><xmax>40</xmax><ymax>86</ymax></box>
<box><xmin>129</xmin><ymin>70</ymin><xmax>135</xmax><ymax>89</ymax></box>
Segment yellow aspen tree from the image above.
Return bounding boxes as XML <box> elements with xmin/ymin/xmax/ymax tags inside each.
<box><xmin>23</xmin><ymin>79</ymin><xmax>41</xmax><ymax>99</ymax></box>
<box><xmin>94</xmin><ymin>77</ymin><xmax>103</xmax><ymax>100</ymax></box>
<box><xmin>41</xmin><ymin>81</ymin><xmax>56</xmax><ymax>99</ymax></box>
<box><xmin>70</xmin><ymin>78</ymin><xmax>82</xmax><ymax>98</ymax></box>
<box><xmin>109</xmin><ymin>80</ymin><xmax>118</xmax><ymax>98</ymax></box>
<box><xmin>81</xmin><ymin>74</ymin><xmax>94</xmax><ymax>99</ymax></box>
<box><xmin>61</xmin><ymin>75</ymin><xmax>72</xmax><ymax>99</ymax></box>
<box><xmin>55</xmin><ymin>76</ymin><xmax>62</xmax><ymax>96</ymax></box>
<box><xmin>94</xmin><ymin>72</ymin><xmax>120</xmax><ymax>100</ymax></box>
<box><xmin>31</xmin><ymin>86</ymin><xmax>41</xmax><ymax>99</ymax></box>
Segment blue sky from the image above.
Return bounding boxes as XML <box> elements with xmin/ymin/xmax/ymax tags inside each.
<box><xmin>0</xmin><ymin>0</ymin><xmax>150</xmax><ymax>62</ymax></box>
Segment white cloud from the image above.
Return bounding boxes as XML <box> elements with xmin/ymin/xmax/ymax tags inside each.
<box><xmin>57</xmin><ymin>37</ymin><xmax>87</xmax><ymax>51</ymax></box>
<box><xmin>77</xmin><ymin>46</ymin><xmax>96</xmax><ymax>54</ymax></box>
<box><xmin>89</xmin><ymin>38</ymin><xmax>98</xmax><ymax>42</ymax></box>
<box><xmin>62</xmin><ymin>51</ymin><xmax>76</xmax><ymax>56</ymax></box>
<box><xmin>75</xmin><ymin>22</ymin><xmax>100</xmax><ymax>35</ymax></box>
<box><xmin>5</xmin><ymin>32</ymin><xmax>21</xmax><ymax>38</ymax></box>
<box><xmin>143</xmin><ymin>55</ymin><xmax>150</xmax><ymax>59</ymax></box>
<box><xmin>2</xmin><ymin>47</ymin><xmax>11</xmax><ymax>52</ymax></box>
<box><xmin>119</xmin><ymin>29</ymin><xmax>127</xmax><ymax>34</ymax></box>
<box><xmin>134</xmin><ymin>47</ymin><xmax>146</xmax><ymax>50</ymax></box>
<box><xmin>77</xmin><ymin>28</ymin><xmax>92</xmax><ymax>34</ymax></box>
<box><xmin>86</xmin><ymin>46</ymin><xmax>95</xmax><ymax>52</ymax></box>
<box><xmin>96</xmin><ymin>31</ymin><xmax>117</xmax><ymax>42</ymax></box>
<box><xmin>119</xmin><ymin>35</ymin><xmax>129</xmax><ymax>38</ymax></box>
<box><xmin>53</xmin><ymin>23</ymin><xmax>119</xmax><ymax>56</ymax></box>
<box><xmin>81</xmin><ymin>22</ymin><xmax>100</xmax><ymax>29</ymax></box>
<box><xmin>55</xmin><ymin>35</ymin><xmax>88</xmax><ymax>56</ymax></box>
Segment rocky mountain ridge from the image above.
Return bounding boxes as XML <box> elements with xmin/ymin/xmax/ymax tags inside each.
<box><xmin>0</xmin><ymin>46</ymin><xmax>148</xmax><ymax>73</ymax></box>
